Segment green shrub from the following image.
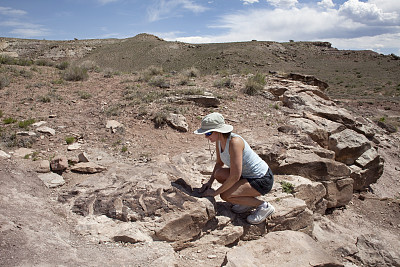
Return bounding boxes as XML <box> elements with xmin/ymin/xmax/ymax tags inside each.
<box><xmin>39</xmin><ymin>95</ymin><xmax>51</xmax><ymax>103</ymax></box>
<box><xmin>77</xmin><ymin>91</ymin><xmax>92</xmax><ymax>99</ymax></box>
<box><xmin>281</xmin><ymin>181</ymin><xmax>295</xmax><ymax>194</ymax></box>
<box><xmin>62</xmin><ymin>66</ymin><xmax>88</xmax><ymax>81</ymax></box>
<box><xmin>243</xmin><ymin>73</ymin><xmax>266</xmax><ymax>95</ymax></box>
<box><xmin>139</xmin><ymin>66</ymin><xmax>163</xmax><ymax>82</ymax></box>
<box><xmin>51</xmin><ymin>79</ymin><xmax>64</xmax><ymax>85</ymax></box>
<box><xmin>148</xmin><ymin>75</ymin><xmax>169</xmax><ymax>88</ymax></box>
<box><xmin>56</xmin><ymin>61</ymin><xmax>69</xmax><ymax>70</ymax></box>
<box><xmin>0</xmin><ymin>110</ymin><xmax>3</xmax><ymax>117</ymax></box>
<box><xmin>3</xmin><ymin>117</ymin><xmax>17</xmax><ymax>124</ymax></box>
<box><xmin>18</xmin><ymin>119</ymin><xmax>35</xmax><ymax>129</ymax></box>
<box><xmin>79</xmin><ymin>60</ymin><xmax>99</xmax><ymax>72</ymax></box>
<box><xmin>181</xmin><ymin>67</ymin><xmax>200</xmax><ymax>78</ymax></box>
<box><xmin>0</xmin><ymin>75</ymin><xmax>10</xmax><ymax>89</ymax></box>
<box><xmin>17</xmin><ymin>69</ymin><xmax>33</xmax><ymax>79</ymax></box>
<box><xmin>152</xmin><ymin>112</ymin><xmax>168</xmax><ymax>128</ymax></box>
<box><xmin>0</xmin><ymin>55</ymin><xmax>33</xmax><ymax>66</ymax></box>
<box><xmin>104</xmin><ymin>105</ymin><xmax>121</xmax><ymax>117</ymax></box>
<box><xmin>213</xmin><ymin>77</ymin><xmax>233</xmax><ymax>88</ymax></box>
<box><xmin>35</xmin><ymin>59</ymin><xmax>53</xmax><ymax>66</ymax></box>
<box><xmin>65</xmin><ymin>136</ymin><xmax>76</xmax><ymax>145</ymax></box>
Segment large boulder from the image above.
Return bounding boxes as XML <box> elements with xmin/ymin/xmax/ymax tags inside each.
<box><xmin>328</xmin><ymin>129</ymin><xmax>371</xmax><ymax>165</ymax></box>
<box><xmin>350</xmin><ymin>147</ymin><xmax>384</xmax><ymax>191</ymax></box>
<box><xmin>275</xmin><ymin>175</ymin><xmax>327</xmax><ymax>213</ymax></box>
<box><xmin>322</xmin><ymin>178</ymin><xmax>354</xmax><ymax>208</ymax></box>
<box><xmin>224</xmin><ymin>230</ymin><xmax>343</xmax><ymax>267</ymax></box>
<box><xmin>274</xmin><ymin>149</ymin><xmax>351</xmax><ymax>181</ymax></box>
<box><xmin>166</xmin><ymin>113</ymin><xmax>189</xmax><ymax>132</ymax></box>
<box><xmin>266</xmin><ymin>198</ymin><xmax>314</xmax><ymax>234</ymax></box>
<box><xmin>282</xmin><ymin>89</ymin><xmax>357</xmax><ymax>128</ymax></box>
<box><xmin>50</xmin><ymin>156</ymin><xmax>68</xmax><ymax>171</ymax></box>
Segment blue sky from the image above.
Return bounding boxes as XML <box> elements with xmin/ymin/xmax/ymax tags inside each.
<box><xmin>1</xmin><ymin>0</ymin><xmax>399</xmax><ymax>55</ymax></box>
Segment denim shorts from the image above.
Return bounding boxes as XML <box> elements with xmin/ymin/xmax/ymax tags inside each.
<box><xmin>245</xmin><ymin>168</ymin><xmax>274</xmax><ymax>195</ymax></box>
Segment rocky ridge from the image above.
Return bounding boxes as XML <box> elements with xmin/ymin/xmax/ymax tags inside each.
<box><xmin>1</xmin><ymin>64</ymin><xmax>399</xmax><ymax>266</ymax></box>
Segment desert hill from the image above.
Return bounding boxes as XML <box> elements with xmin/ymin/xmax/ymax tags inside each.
<box><xmin>0</xmin><ymin>34</ymin><xmax>399</xmax><ymax>266</ymax></box>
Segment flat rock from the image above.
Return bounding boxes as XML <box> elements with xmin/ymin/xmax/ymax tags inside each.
<box><xmin>36</xmin><ymin>126</ymin><xmax>56</xmax><ymax>136</ymax></box>
<box><xmin>225</xmin><ymin>230</ymin><xmax>343</xmax><ymax>267</ymax></box>
<box><xmin>38</xmin><ymin>172</ymin><xmax>65</xmax><ymax>188</ymax></box>
<box><xmin>167</xmin><ymin>113</ymin><xmax>188</xmax><ymax>132</ymax></box>
<box><xmin>329</xmin><ymin>128</ymin><xmax>371</xmax><ymax>165</ymax></box>
<box><xmin>36</xmin><ymin>160</ymin><xmax>51</xmax><ymax>173</ymax></box>
<box><xmin>67</xmin><ymin>143</ymin><xmax>81</xmax><ymax>151</ymax></box>
<box><xmin>71</xmin><ymin>162</ymin><xmax>107</xmax><ymax>173</ymax></box>
<box><xmin>106</xmin><ymin>120</ymin><xmax>123</xmax><ymax>133</ymax></box>
<box><xmin>32</xmin><ymin>121</ymin><xmax>47</xmax><ymax>127</ymax></box>
<box><xmin>0</xmin><ymin>150</ymin><xmax>11</xmax><ymax>159</ymax></box>
<box><xmin>78</xmin><ymin>152</ymin><xmax>89</xmax><ymax>162</ymax></box>
<box><xmin>50</xmin><ymin>156</ymin><xmax>68</xmax><ymax>171</ymax></box>
<box><xmin>13</xmin><ymin>148</ymin><xmax>34</xmax><ymax>158</ymax></box>
<box><xmin>16</xmin><ymin>131</ymin><xmax>37</xmax><ymax>136</ymax></box>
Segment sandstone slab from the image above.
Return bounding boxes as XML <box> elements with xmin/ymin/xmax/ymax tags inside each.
<box><xmin>38</xmin><ymin>172</ymin><xmax>65</xmax><ymax>188</ymax></box>
<box><xmin>225</xmin><ymin>230</ymin><xmax>343</xmax><ymax>267</ymax></box>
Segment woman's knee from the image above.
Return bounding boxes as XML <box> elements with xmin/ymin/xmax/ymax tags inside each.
<box><xmin>214</xmin><ymin>168</ymin><xmax>229</xmax><ymax>183</ymax></box>
<box><xmin>220</xmin><ymin>191</ymin><xmax>231</xmax><ymax>202</ymax></box>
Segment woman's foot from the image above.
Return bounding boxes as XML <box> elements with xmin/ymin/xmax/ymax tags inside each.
<box><xmin>246</xmin><ymin>202</ymin><xmax>275</xmax><ymax>224</ymax></box>
<box><xmin>231</xmin><ymin>204</ymin><xmax>253</xmax><ymax>213</ymax></box>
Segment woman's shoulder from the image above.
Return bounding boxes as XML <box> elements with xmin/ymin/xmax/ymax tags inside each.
<box><xmin>229</xmin><ymin>135</ymin><xmax>245</xmax><ymax>148</ymax></box>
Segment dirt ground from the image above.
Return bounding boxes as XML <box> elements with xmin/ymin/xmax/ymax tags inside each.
<box><xmin>1</xmin><ymin>65</ymin><xmax>399</xmax><ymax>266</ymax></box>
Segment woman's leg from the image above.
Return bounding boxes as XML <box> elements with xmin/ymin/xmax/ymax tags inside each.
<box><xmin>213</xmin><ymin>167</ymin><xmax>230</xmax><ymax>184</ymax></box>
<box><xmin>220</xmin><ymin>179</ymin><xmax>263</xmax><ymax>207</ymax></box>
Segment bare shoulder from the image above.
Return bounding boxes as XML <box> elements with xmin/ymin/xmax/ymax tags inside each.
<box><xmin>230</xmin><ymin>136</ymin><xmax>244</xmax><ymax>149</ymax></box>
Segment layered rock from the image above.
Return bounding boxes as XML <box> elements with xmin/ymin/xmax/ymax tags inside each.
<box><xmin>225</xmin><ymin>230</ymin><xmax>343</xmax><ymax>267</ymax></box>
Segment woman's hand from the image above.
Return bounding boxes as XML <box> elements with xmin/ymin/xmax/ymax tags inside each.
<box><xmin>199</xmin><ymin>181</ymin><xmax>212</xmax><ymax>193</ymax></box>
<box><xmin>202</xmin><ymin>188</ymin><xmax>216</xmax><ymax>197</ymax></box>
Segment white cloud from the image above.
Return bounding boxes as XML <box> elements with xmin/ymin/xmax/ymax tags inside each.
<box><xmin>318</xmin><ymin>0</ymin><xmax>335</xmax><ymax>9</ymax></box>
<box><xmin>328</xmin><ymin>32</ymin><xmax>400</xmax><ymax>55</ymax></box>
<box><xmin>339</xmin><ymin>0</ymin><xmax>399</xmax><ymax>25</ymax></box>
<box><xmin>207</xmin><ymin>7</ymin><xmax>343</xmax><ymax>41</ymax></box>
<box><xmin>163</xmin><ymin>1</ymin><xmax>399</xmax><ymax>55</ymax></box>
<box><xmin>0</xmin><ymin>20</ymin><xmax>50</xmax><ymax>38</ymax></box>
<box><xmin>241</xmin><ymin>0</ymin><xmax>259</xmax><ymax>4</ymax></box>
<box><xmin>10</xmin><ymin>28</ymin><xmax>48</xmax><ymax>38</ymax></box>
<box><xmin>368</xmin><ymin>0</ymin><xmax>400</xmax><ymax>13</ymax></box>
<box><xmin>148</xmin><ymin>0</ymin><xmax>208</xmax><ymax>22</ymax></box>
<box><xmin>97</xmin><ymin>0</ymin><xmax>119</xmax><ymax>4</ymax></box>
<box><xmin>0</xmin><ymin>6</ymin><xmax>26</xmax><ymax>16</ymax></box>
<box><xmin>266</xmin><ymin>0</ymin><xmax>298</xmax><ymax>8</ymax></box>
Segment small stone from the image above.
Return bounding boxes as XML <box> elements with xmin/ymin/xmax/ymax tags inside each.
<box><xmin>207</xmin><ymin>255</ymin><xmax>217</xmax><ymax>259</ymax></box>
<box><xmin>32</xmin><ymin>121</ymin><xmax>47</xmax><ymax>127</ymax></box>
<box><xmin>67</xmin><ymin>143</ymin><xmax>81</xmax><ymax>151</ymax></box>
<box><xmin>13</xmin><ymin>148</ymin><xmax>34</xmax><ymax>158</ymax></box>
<box><xmin>0</xmin><ymin>150</ymin><xmax>11</xmax><ymax>159</ymax></box>
<box><xmin>71</xmin><ymin>162</ymin><xmax>106</xmax><ymax>174</ymax></box>
<box><xmin>78</xmin><ymin>152</ymin><xmax>89</xmax><ymax>162</ymax></box>
<box><xmin>16</xmin><ymin>131</ymin><xmax>36</xmax><ymax>136</ymax></box>
<box><xmin>50</xmin><ymin>156</ymin><xmax>68</xmax><ymax>171</ymax></box>
<box><xmin>38</xmin><ymin>172</ymin><xmax>65</xmax><ymax>188</ymax></box>
<box><xmin>37</xmin><ymin>126</ymin><xmax>56</xmax><ymax>136</ymax></box>
<box><xmin>36</xmin><ymin>160</ymin><xmax>51</xmax><ymax>173</ymax></box>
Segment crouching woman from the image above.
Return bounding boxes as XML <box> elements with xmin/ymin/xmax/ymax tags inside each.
<box><xmin>194</xmin><ymin>112</ymin><xmax>275</xmax><ymax>224</ymax></box>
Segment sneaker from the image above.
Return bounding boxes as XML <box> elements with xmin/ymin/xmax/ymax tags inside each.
<box><xmin>246</xmin><ymin>203</ymin><xmax>275</xmax><ymax>224</ymax></box>
<box><xmin>231</xmin><ymin>204</ymin><xmax>253</xmax><ymax>213</ymax></box>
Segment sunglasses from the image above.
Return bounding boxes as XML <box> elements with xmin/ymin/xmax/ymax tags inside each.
<box><xmin>205</xmin><ymin>132</ymin><xmax>213</xmax><ymax>137</ymax></box>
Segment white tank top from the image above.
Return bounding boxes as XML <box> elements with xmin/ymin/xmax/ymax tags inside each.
<box><xmin>218</xmin><ymin>133</ymin><xmax>269</xmax><ymax>178</ymax></box>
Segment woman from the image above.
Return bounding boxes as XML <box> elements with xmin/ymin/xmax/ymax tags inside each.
<box><xmin>194</xmin><ymin>112</ymin><xmax>275</xmax><ymax>224</ymax></box>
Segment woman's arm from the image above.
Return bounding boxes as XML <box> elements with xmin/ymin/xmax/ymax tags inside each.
<box><xmin>199</xmin><ymin>140</ymin><xmax>224</xmax><ymax>193</ymax></box>
<box><xmin>212</xmin><ymin>137</ymin><xmax>244</xmax><ymax>196</ymax></box>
